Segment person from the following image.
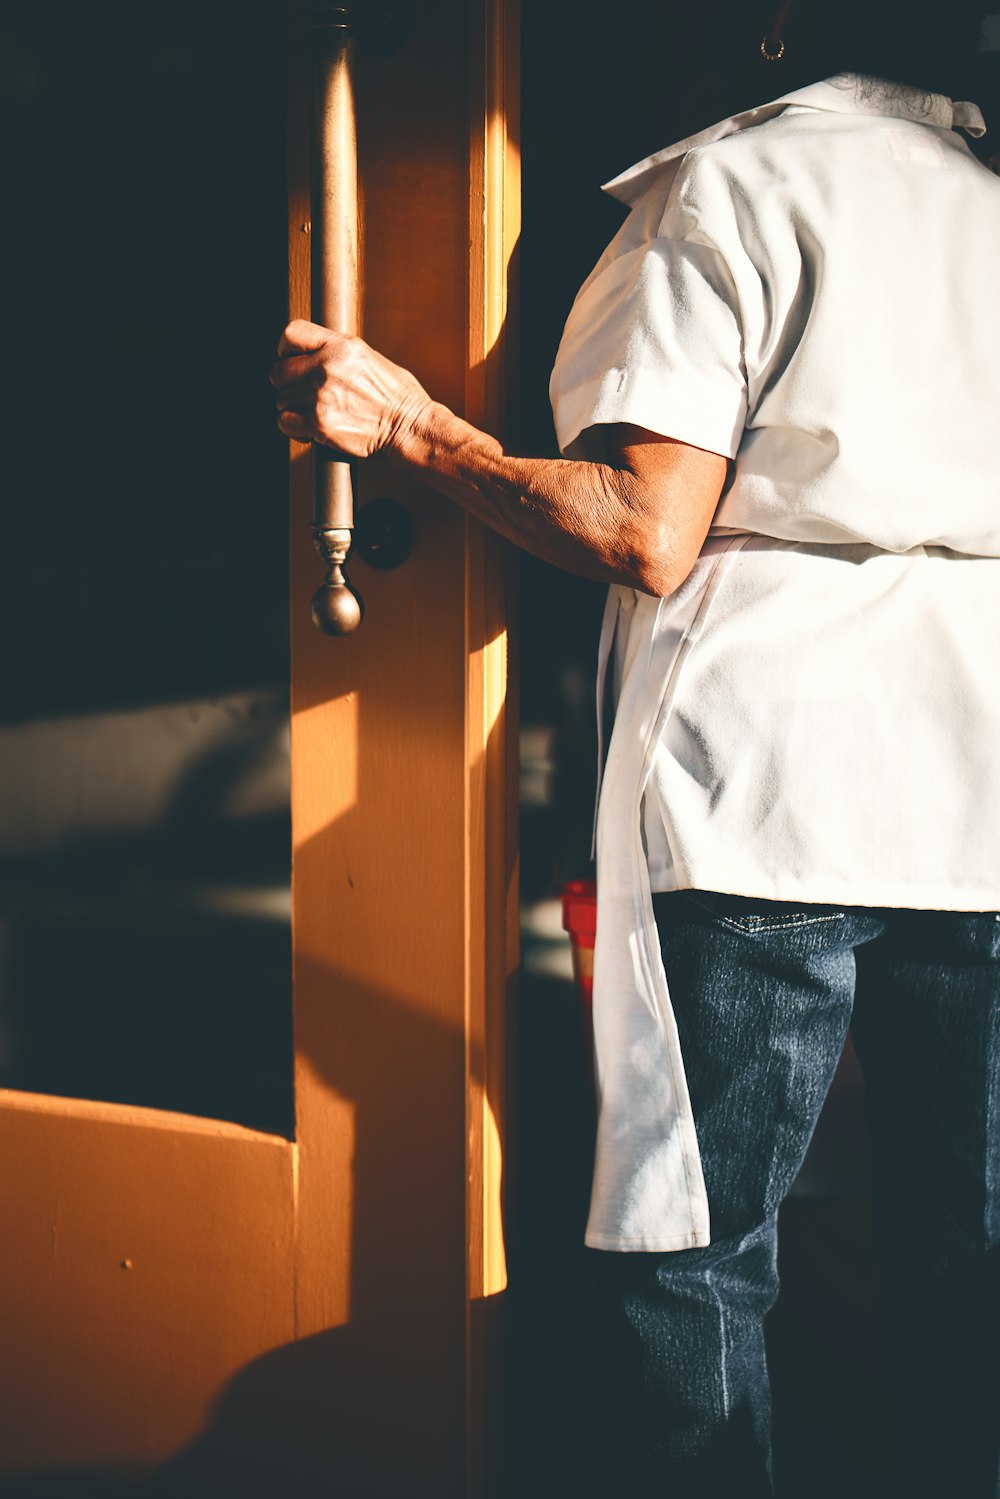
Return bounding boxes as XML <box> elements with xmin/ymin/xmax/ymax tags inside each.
<box><xmin>271</xmin><ymin>2</ymin><xmax>1000</xmax><ymax>1492</ymax></box>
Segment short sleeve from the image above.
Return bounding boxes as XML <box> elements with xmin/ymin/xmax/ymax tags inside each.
<box><xmin>549</xmin><ymin>179</ymin><xmax>748</xmax><ymax>460</ymax></box>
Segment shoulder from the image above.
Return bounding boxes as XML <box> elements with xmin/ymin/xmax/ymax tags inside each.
<box><xmin>625</xmin><ymin>119</ymin><xmax>809</xmax><ymax>242</ymax></box>
<box><xmin>676</xmin><ymin>114</ymin><xmax>822</xmax><ymax>199</ymax></box>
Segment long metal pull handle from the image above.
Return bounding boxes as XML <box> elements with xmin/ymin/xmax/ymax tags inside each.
<box><xmin>310</xmin><ymin>3</ymin><xmax>363</xmax><ymax>634</ymax></box>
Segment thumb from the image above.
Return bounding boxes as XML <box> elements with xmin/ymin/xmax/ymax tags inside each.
<box><xmin>277</xmin><ymin>318</ymin><xmax>333</xmax><ymax>357</ymax></box>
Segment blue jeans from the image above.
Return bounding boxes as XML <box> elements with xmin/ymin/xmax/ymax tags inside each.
<box><xmin>589</xmin><ymin>892</ymin><xmax>1000</xmax><ymax>1499</ymax></box>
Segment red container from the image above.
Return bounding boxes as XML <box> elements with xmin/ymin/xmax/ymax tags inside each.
<box><xmin>561</xmin><ymin>879</ymin><xmax>597</xmax><ymax>1006</ymax></box>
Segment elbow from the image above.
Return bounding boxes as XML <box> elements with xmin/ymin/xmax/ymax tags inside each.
<box><xmin>631</xmin><ymin>555</ymin><xmax>677</xmax><ymax>597</ymax></box>
<box><xmin>603</xmin><ymin>455</ymin><xmax>723</xmax><ymax>595</ymax></box>
<box><xmin>626</xmin><ymin>532</ymin><xmax>692</xmax><ymax>598</ymax></box>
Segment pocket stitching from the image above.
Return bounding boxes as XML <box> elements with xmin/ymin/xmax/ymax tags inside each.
<box><xmin>681</xmin><ymin>891</ymin><xmax>847</xmax><ymax>934</ymax></box>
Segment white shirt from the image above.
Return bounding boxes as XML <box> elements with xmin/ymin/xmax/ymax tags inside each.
<box><xmin>548</xmin><ymin>77</ymin><xmax>1000</xmax><ymax>1251</ymax></box>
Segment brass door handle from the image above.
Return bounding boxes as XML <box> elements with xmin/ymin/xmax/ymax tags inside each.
<box><xmin>310</xmin><ymin>3</ymin><xmax>363</xmax><ymax>635</ymax></box>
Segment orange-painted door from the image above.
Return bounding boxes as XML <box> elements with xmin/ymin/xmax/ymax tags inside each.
<box><xmin>0</xmin><ymin>3</ymin><xmax>516</xmax><ymax>1495</ymax></box>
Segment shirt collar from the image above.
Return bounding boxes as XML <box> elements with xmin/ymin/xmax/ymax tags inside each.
<box><xmin>602</xmin><ymin>75</ymin><xmax>987</xmax><ymax>205</ymax></box>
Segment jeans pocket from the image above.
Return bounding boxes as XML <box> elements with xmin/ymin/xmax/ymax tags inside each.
<box><xmin>679</xmin><ymin>889</ymin><xmax>848</xmax><ymax>934</ymax></box>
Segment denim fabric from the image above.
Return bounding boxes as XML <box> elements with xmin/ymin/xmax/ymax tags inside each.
<box><xmin>589</xmin><ymin>892</ymin><xmax>1000</xmax><ymax>1499</ymax></box>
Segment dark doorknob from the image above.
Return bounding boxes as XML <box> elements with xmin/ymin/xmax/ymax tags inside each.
<box><xmin>354</xmin><ymin>498</ymin><xmax>415</xmax><ymax>571</ymax></box>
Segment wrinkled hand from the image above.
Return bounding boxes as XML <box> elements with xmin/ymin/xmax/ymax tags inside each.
<box><xmin>269</xmin><ymin>319</ymin><xmax>432</xmax><ymax>459</ymax></box>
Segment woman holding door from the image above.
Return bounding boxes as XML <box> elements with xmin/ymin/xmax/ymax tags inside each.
<box><xmin>271</xmin><ymin>0</ymin><xmax>1000</xmax><ymax>1492</ymax></box>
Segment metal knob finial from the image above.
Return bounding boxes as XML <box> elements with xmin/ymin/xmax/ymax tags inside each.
<box><xmin>311</xmin><ymin>525</ymin><xmax>364</xmax><ymax>635</ymax></box>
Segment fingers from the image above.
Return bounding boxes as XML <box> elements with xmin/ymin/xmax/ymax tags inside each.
<box><xmin>273</xmin><ymin>380</ymin><xmax>316</xmax><ymax>412</ymax></box>
<box><xmin>277</xmin><ymin>409</ymin><xmax>312</xmax><ymax>441</ymax></box>
<box><xmin>276</xmin><ymin>408</ymin><xmax>351</xmax><ymax>459</ymax></box>
<box><xmin>270</xmin><ymin>323</ymin><xmax>421</xmax><ymax>459</ymax></box>
<box><xmin>270</xmin><ymin>324</ymin><xmax>351</xmax><ymax>387</ymax></box>
<box><xmin>269</xmin><ymin>352</ymin><xmax>320</xmax><ymax>389</ymax></box>
<box><xmin>277</xmin><ymin>318</ymin><xmax>334</xmax><ymax>358</ymax></box>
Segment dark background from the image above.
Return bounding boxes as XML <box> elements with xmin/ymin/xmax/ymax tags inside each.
<box><xmin>0</xmin><ymin>0</ymin><xmax>294</xmax><ymax>1133</ymax></box>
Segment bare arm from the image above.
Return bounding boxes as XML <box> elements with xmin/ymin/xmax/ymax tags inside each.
<box><xmin>271</xmin><ymin>320</ymin><xmax>728</xmax><ymax>597</ymax></box>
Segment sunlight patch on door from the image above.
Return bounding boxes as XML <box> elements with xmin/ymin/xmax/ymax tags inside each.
<box><xmin>291</xmin><ymin>689</ymin><xmax>359</xmax><ymax>842</ymax></box>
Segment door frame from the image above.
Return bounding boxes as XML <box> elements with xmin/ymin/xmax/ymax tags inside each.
<box><xmin>286</xmin><ymin>0</ymin><xmax>519</xmax><ymax>1490</ymax></box>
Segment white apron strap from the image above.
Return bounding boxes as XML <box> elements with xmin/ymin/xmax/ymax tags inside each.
<box><xmin>591</xmin><ymin>585</ymin><xmax>624</xmax><ymax>860</ymax></box>
<box><xmin>586</xmin><ymin>540</ymin><xmax>747</xmax><ymax>1252</ymax></box>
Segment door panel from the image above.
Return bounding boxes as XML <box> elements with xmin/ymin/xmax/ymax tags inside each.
<box><xmin>0</xmin><ymin>1096</ymin><xmax>295</xmax><ymax>1472</ymax></box>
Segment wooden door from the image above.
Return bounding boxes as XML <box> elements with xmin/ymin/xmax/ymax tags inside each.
<box><xmin>0</xmin><ymin>2</ymin><xmax>517</xmax><ymax>1495</ymax></box>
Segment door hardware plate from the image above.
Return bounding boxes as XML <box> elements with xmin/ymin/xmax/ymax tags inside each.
<box><xmin>354</xmin><ymin>497</ymin><xmax>415</xmax><ymax>570</ymax></box>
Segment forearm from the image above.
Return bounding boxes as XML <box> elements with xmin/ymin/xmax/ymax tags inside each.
<box><xmin>390</xmin><ymin>400</ymin><xmax>670</xmax><ymax>592</ymax></box>
<box><xmin>271</xmin><ymin>322</ymin><xmax>725</xmax><ymax>592</ymax></box>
